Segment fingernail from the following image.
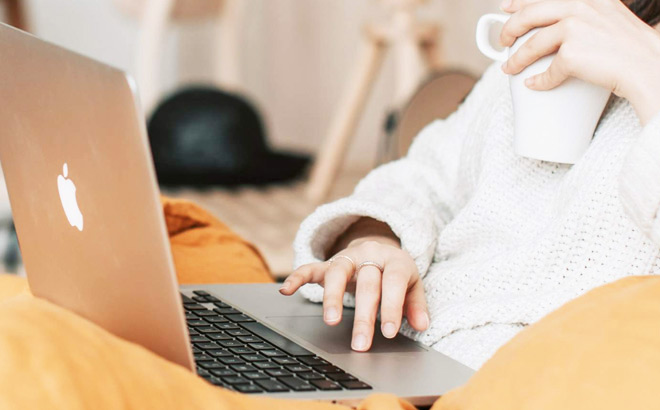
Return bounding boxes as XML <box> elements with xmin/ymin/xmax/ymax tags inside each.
<box><xmin>325</xmin><ymin>307</ymin><xmax>339</xmax><ymax>323</ymax></box>
<box><xmin>525</xmin><ymin>77</ymin><xmax>535</xmax><ymax>87</ymax></box>
<box><xmin>352</xmin><ymin>334</ymin><xmax>367</xmax><ymax>351</ymax></box>
<box><xmin>499</xmin><ymin>0</ymin><xmax>512</xmax><ymax>10</ymax></box>
<box><xmin>382</xmin><ymin>322</ymin><xmax>397</xmax><ymax>338</ymax></box>
<box><xmin>278</xmin><ymin>281</ymin><xmax>290</xmax><ymax>292</ymax></box>
<box><xmin>421</xmin><ymin>312</ymin><xmax>430</xmax><ymax>329</ymax></box>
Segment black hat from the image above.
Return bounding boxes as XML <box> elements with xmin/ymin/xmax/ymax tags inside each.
<box><xmin>147</xmin><ymin>87</ymin><xmax>310</xmax><ymax>186</ymax></box>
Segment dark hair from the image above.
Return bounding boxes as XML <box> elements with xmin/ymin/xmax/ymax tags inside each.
<box><xmin>624</xmin><ymin>0</ymin><xmax>660</xmax><ymax>25</ymax></box>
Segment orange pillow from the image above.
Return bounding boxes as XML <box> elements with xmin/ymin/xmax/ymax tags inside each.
<box><xmin>161</xmin><ymin>196</ymin><xmax>274</xmax><ymax>284</ymax></box>
<box><xmin>0</xmin><ymin>277</ymin><xmax>413</xmax><ymax>410</ymax></box>
<box><xmin>432</xmin><ymin>276</ymin><xmax>660</xmax><ymax>410</ymax></box>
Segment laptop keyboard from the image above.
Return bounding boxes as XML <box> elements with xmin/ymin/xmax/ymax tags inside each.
<box><xmin>182</xmin><ymin>290</ymin><xmax>373</xmax><ymax>394</ymax></box>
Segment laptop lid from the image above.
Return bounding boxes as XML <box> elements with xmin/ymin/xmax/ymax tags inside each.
<box><xmin>0</xmin><ymin>23</ymin><xmax>193</xmax><ymax>370</ymax></box>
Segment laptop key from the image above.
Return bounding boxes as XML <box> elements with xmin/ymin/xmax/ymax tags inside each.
<box><xmin>254</xmin><ymin>361</ymin><xmax>280</xmax><ymax>370</ymax></box>
<box><xmin>190</xmin><ymin>335</ymin><xmax>210</xmax><ymax>343</ymax></box>
<box><xmin>210</xmin><ymin>368</ymin><xmax>237</xmax><ymax>377</ymax></box>
<box><xmin>226</xmin><ymin>329</ymin><xmax>251</xmax><ymax>337</ymax></box>
<box><xmin>234</xmin><ymin>384</ymin><xmax>264</xmax><ymax>394</ymax></box>
<box><xmin>266</xmin><ymin>369</ymin><xmax>293</xmax><ymax>378</ymax></box>
<box><xmin>214</xmin><ymin>307</ymin><xmax>241</xmax><ymax>315</ymax></box>
<box><xmin>214</xmin><ymin>323</ymin><xmax>240</xmax><ymax>330</ymax></box>
<box><xmin>204</xmin><ymin>316</ymin><xmax>229</xmax><ymax>324</ymax></box>
<box><xmin>181</xmin><ymin>293</ymin><xmax>195</xmax><ymax>303</ymax></box>
<box><xmin>261</xmin><ymin>350</ymin><xmax>286</xmax><ymax>358</ymax></box>
<box><xmin>273</xmin><ymin>357</ymin><xmax>298</xmax><ymax>365</ymax></box>
<box><xmin>196</xmin><ymin>368</ymin><xmax>210</xmax><ymax>377</ymax></box>
<box><xmin>192</xmin><ymin>290</ymin><xmax>210</xmax><ymax>296</ymax></box>
<box><xmin>249</xmin><ymin>343</ymin><xmax>274</xmax><ymax>351</ymax></box>
<box><xmin>298</xmin><ymin>356</ymin><xmax>328</xmax><ymax>366</ymax></box>
<box><xmin>243</xmin><ymin>371</ymin><xmax>269</xmax><ymax>380</ymax></box>
<box><xmin>243</xmin><ymin>354</ymin><xmax>268</xmax><ymax>362</ymax></box>
<box><xmin>286</xmin><ymin>364</ymin><xmax>312</xmax><ymax>373</ymax></box>
<box><xmin>194</xmin><ymin>310</ymin><xmax>218</xmax><ymax>317</ymax></box>
<box><xmin>219</xmin><ymin>340</ymin><xmax>244</xmax><ymax>348</ymax></box>
<box><xmin>195</xmin><ymin>342</ymin><xmax>223</xmax><ymax>350</ymax></box>
<box><xmin>255</xmin><ymin>379</ymin><xmax>289</xmax><ymax>393</ymax></box>
<box><xmin>192</xmin><ymin>296</ymin><xmax>209</xmax><ymax>303</ymax></box>
<box><xmin>222</xmin><ymin>376</ymin><xmax>250</xmax><ymax>385</ymax></box>
<box><xmin>225</xmin><ymin>314</ymin><xmax>255</xmax><ymax>323</ymax></box>
<box><xmin>327</xmin><ymin>373</ymin><xmax>357</xmax><ymax>382</ymax></box>
<box><xmin>230</xmin><ymin>347</ymin><xmax>256</xmax><ymax>355</ymax></box>
<box><xmin>340</xmin><ymin>381</ymin><xmax>372</xmax><ymax>390</ymax></box>
<box><xmin>208</xmin><ymin>349</ymin><xmax>232</xmax><ymax>358</ymax></box>
<box><xmin>198</xmin><ymin>327</ymin><xmax>223</xmax><ymax>334</ymax></box>
<box><xmin>230</xmin><ymin>364</ymin><xmax>257</xmax><ymax>372</ymax></box>
<box><xmin>240</xmin><ymin>322</ymin><xmax>313</xmax><ymax>357</ymax></box>
<box><xmin>188</xmin><ymin>320</ymin><xmax>210</xmax><ymax>327</ymax></box>
<box><xmin>298</xmin><ymin>372</ymin><xmax>324</xmax><ymax>381</ymax></box>
<box><xmin>218</xmin><ymin>357</ymin><xmax>245</xmax><ymax>365</ymax></box>
<box><xmin>278</xmin><ymin>377</ymin><xmax>316</xmax><ymax>392</ymax></box>
<box><xmin>310</xmin><ymin>379</ymin><xmax>342</xmax><ymax>391</ymax></box>
<box><xmin>185</xmin><ymin>304</ymin><xmax>207</xmax><ymax>311</ymax></box>
<box><xmin>206</xmin><ymin>333</ymin><xmax>232</xmax><ymax>341</ymax></box>
<box><xmin>198</xmin><ymin>361</ymin><xmax>226</xmax><ymax>370</ymax></box>
<box><xmin>193</xmin><ymin>354</ymin><xmax>214</xmax><ymax>362</ymax></box>
<box><xmin>314</xmin><ymin>365</ymin><xmax>343</xmax><ymax>374</ymax></box>
<box><xmin>213</xmin><ymin>302</ymin><xmax>232</xmax><ymax>309</ymax></box>
<box><xmin>238</xmin><ymin>336</ymin><xmax>262</xmax><ymax>343</ymax></box>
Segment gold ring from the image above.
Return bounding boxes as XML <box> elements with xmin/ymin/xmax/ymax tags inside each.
<box><xmin>327</xmin><ymin>254</ymin><xmax>356</xmax><ymax>271</ymax></box>
<box><xmin>356</xmin><ymin>261</ymin><xmax>384</xmax><ymax>274</ymax></box>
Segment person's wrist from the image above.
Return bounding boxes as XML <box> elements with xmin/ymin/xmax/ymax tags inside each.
<box><xmin>620</xmin><ymin>30</ymin><xmax>660</xmax><ymax>125</ymax></box>
<box><xmin>346</xmin><ymin>235</ymin><xmax>401</xmax><ymax>250</ymax></box>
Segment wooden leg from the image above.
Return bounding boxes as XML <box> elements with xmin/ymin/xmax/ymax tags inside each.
<box><xmin>418</xmin><ymin>24</ymin><xmax>444</xmax><ymax>72</ymax></box>
<box><xmin>5</xmin><ymin>0</ymin><xmax>28</xmax><ymax>31</ymax></box>
<box><xmin>136</xmin><ymin>0</ymin><xmax>175</xmax><ymax>115</ymax></box>
<box><xmin>213</xmin><ymin>0</ymin><xmax>245</xmax><ymax>91</ymax></box>
<box><xmin>305</xmin><ymin>31</ymin><xmax>388</xmax><ymax>204</ymax></box>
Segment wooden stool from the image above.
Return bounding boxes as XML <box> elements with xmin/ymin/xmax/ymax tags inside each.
<box><xmin>114</xmin><ymin>0</ymin><xmax>245</xmax><ymax>114</ymax></box>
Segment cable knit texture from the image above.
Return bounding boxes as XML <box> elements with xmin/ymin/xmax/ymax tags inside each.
<box><xmin>293</xmin><ymin>63</ymin><xmax>660</xmax><ymax>370</ymax></box>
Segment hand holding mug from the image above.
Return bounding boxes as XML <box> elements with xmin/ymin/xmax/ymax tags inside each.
<box><xmin>499</xmin><ymin>0</ymin><xmax>660</xmax><ymax>125</ymax></box>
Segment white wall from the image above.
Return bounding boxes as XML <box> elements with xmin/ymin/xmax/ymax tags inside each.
<box><xmin>22</xmin><ymin>0</ymin><xmax>500</xmax><ymax>170</ymax></box>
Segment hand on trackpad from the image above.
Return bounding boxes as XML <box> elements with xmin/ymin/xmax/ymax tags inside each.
<box><xmin>266</xmin><ymin>315</ymin><xmax>426</xmax><ymax>354</ymax></box>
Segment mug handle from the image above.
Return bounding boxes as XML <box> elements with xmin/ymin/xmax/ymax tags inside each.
<box><xmin>476</xmin><ymin>13</ymin><xmax>509</xmax><ymax>62</ymax></box>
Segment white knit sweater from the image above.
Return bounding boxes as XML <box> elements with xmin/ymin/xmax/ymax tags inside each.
<box><xmin>293</xmin><ymin>63</ymin><xmax>660</xmax><ymax>370</ymax></box>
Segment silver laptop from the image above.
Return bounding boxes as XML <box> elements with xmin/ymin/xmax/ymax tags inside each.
<box><xmin>0</xmin><ymin>23</ymin><xmax>473</xmax><ymax>406</ymax></box>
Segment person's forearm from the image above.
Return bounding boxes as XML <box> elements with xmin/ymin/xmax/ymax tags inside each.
<box><xmin>327</xmin><ymin>217</ymin><xmax>401</xmax><ymax>257</ymax></box>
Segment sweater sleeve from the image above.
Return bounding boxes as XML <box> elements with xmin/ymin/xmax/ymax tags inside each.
<box><xmin>619</xmin><ymin>111</ymin><xmax>660</xmax><ymax>246</ymax></box>
<box><xmin>293</xmin><ymin>64</ymin><xmax>505</xmax><ymax>304</ymax></box>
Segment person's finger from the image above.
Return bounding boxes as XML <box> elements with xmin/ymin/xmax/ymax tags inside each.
<box><xmin>502</xmin><ymin>0</ymin><xmax>562</xmax><ymax>13</ymax></box>
<box><xmin>351</xmin><ymin>266</ymin><xmax>382</xmax><ymax>352</ymax></box>
<box><xmin>379</xmin><ymin>261</ymin><xmax>412</xmax><ymax>339</ymax></box>
<box><xmin>322</xmin><ymin>255</ymin><xmax>356</xmax><ymax>326</ymax></box>
<box><xmin>503</xmin><ymin>23</ymin><xmax>563</xmax><ymax>75</ymax></box>
<box><xmin>500</xmin><ymin>1</ymin><xmax>594</xmax><ymax>47</ymax></box>
<box><xmin>525</xmin><ymin>53</ymin><xmax>570</xmax><ymax>90</ymax></box>
<box><xmin>403</xmin><ymin>277</ymin><xmax>430</xmax><ymax>332</ymax></box>
<box><xmin>279</xmin><ymin>262</ymin><xmax>327</xmax><ymax>295</ymax></box>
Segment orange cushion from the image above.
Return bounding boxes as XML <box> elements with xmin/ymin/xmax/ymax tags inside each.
<box><xmin>161</xmin><ymin>196</ymin><xmax>274</xmax><ymax>284</ymax></box>
<box><xmin>0</xmin><ymin>277</ymin><xmax>412</xmax><ymax>410</ymax></box>
<box><xmin>432</xmin><ymin>276</ymin><xmax>660</xmax><ymax>410</ymax></box>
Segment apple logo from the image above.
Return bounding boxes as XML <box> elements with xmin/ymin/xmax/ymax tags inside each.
<box><xmin>57</xmin><ymin>163</ymin><xmax>84</xmax><ymax>231</ymax></box>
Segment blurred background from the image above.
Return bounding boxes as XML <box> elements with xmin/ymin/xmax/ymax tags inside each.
<box><xmin>0</xmin><ymin>0</ymin><xmax>500</xmax><ymax>277</ymax></box>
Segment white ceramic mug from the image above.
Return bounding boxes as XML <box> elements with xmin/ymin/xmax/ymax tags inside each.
<box><xmin>476</xmin><ymin>13</ymin><xmax>611</xmax><ymax>164</ymax></box>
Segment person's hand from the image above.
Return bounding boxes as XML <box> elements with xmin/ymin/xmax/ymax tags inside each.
<box><xmin>499</xmin><ymin>0</ymin><xmax>660</xmax><ymax>124</ymax></box>
<box><xmin>279</xmin><ymin>237</ymin><xmax>430</xmax><ymax>352</ymax></box>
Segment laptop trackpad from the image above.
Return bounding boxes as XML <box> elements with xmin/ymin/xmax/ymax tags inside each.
<box><xmin>266</xmin><ymin>315</ymin><xmax>426</xmax><ymax>354</ymax></box>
